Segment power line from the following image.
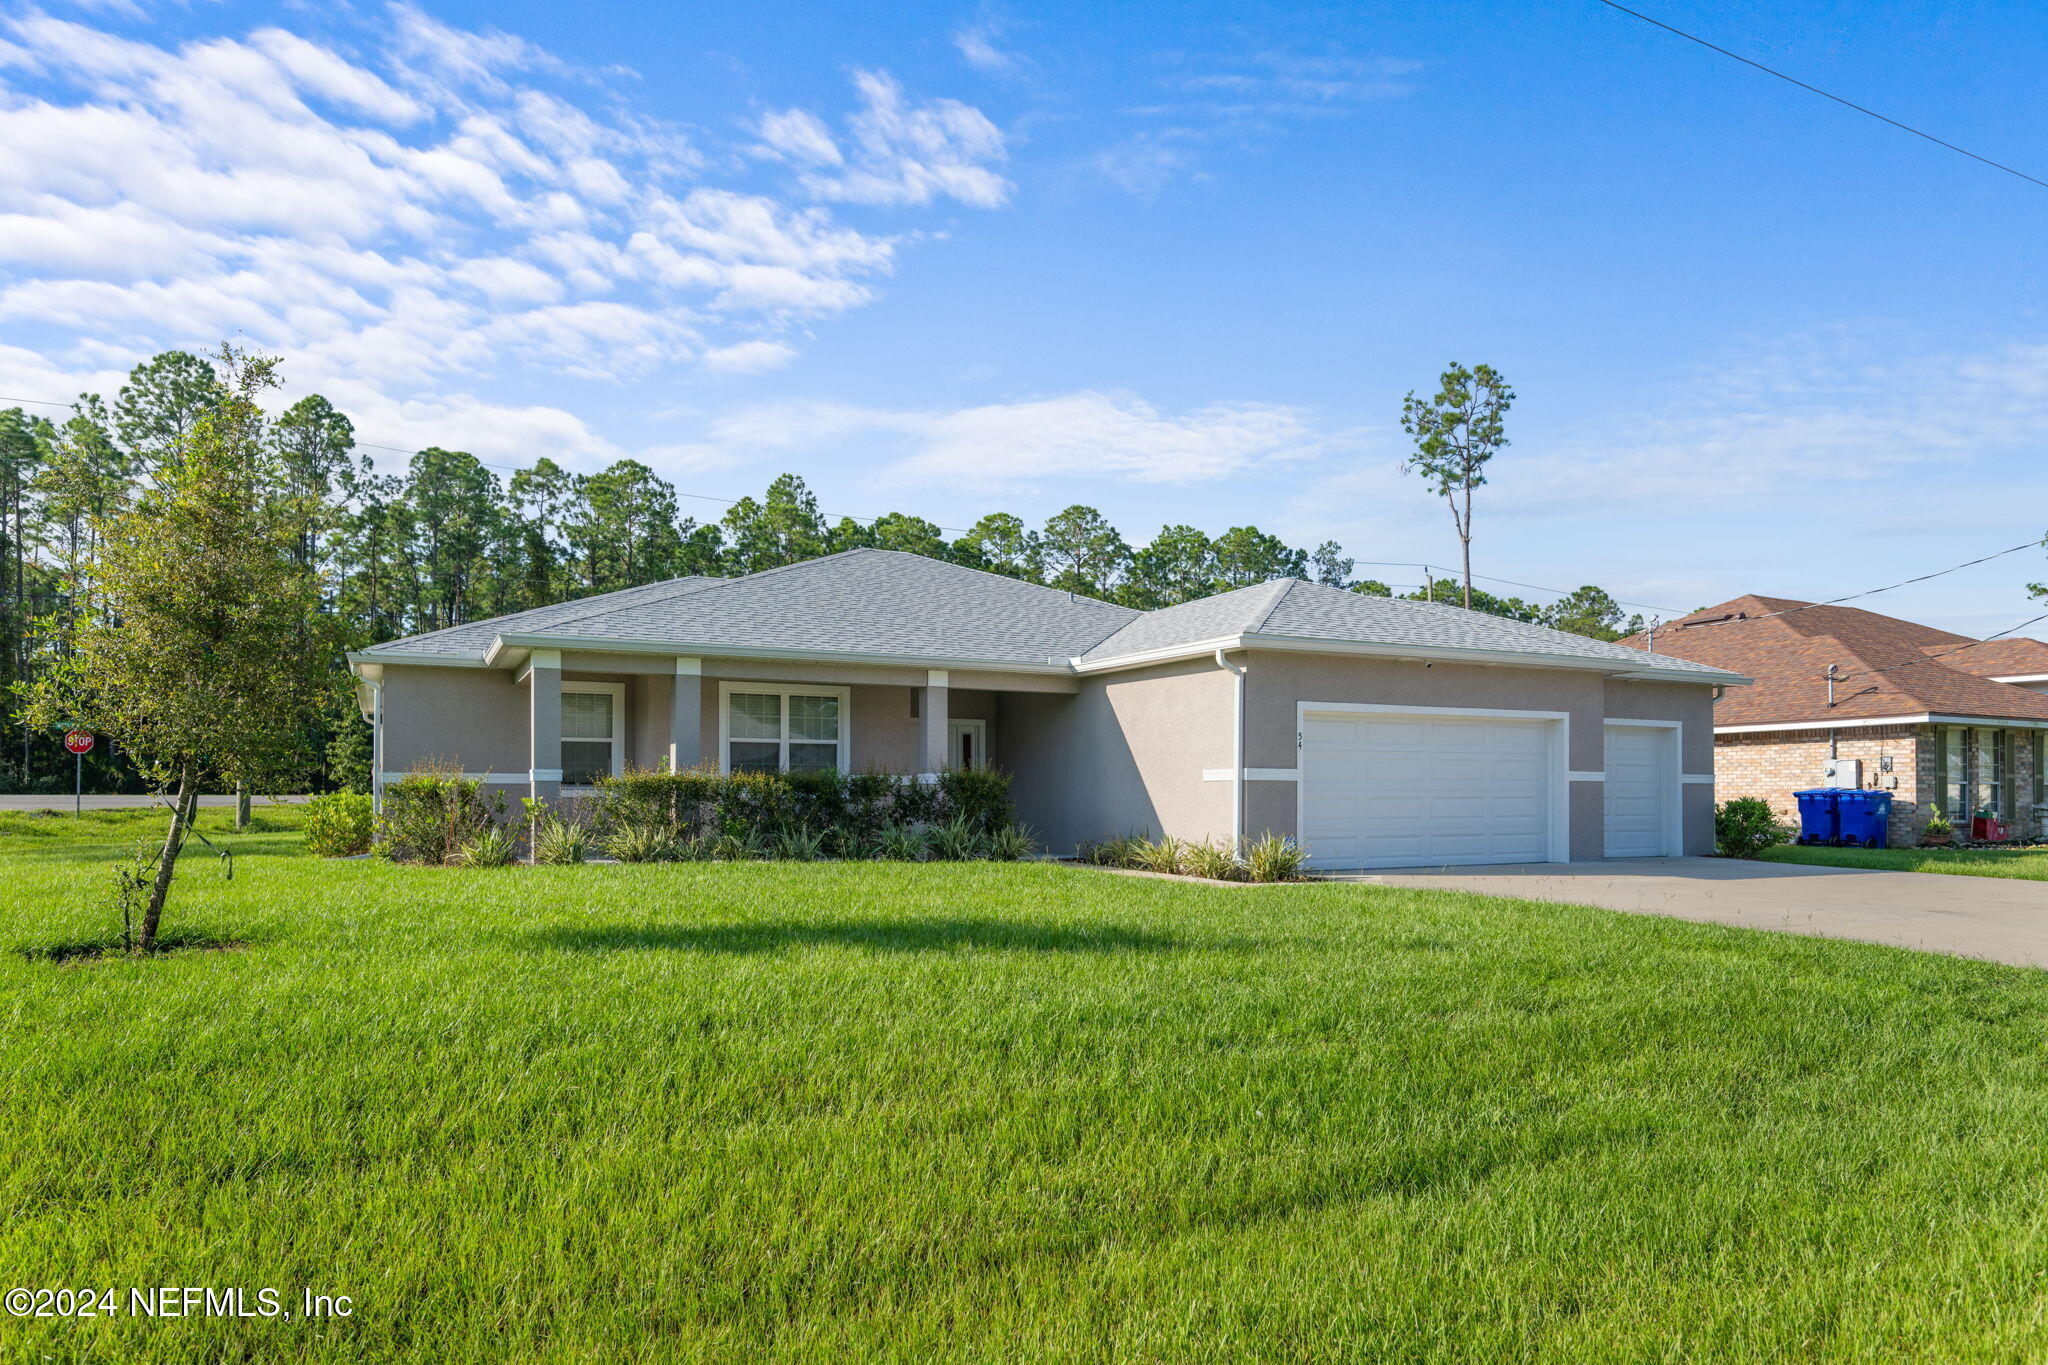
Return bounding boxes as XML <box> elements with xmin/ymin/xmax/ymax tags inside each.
<box><xmin>1832</xmin><ymin>608</ymin><xmax>2048</xmax><ymax>689</ymax></box>
<box><xmin>1351</xmin><ymin>560</ymin><xmax>1686</xmax><ymax>616</ymax></box>
<box><xmin>1682</xmin><ymin>538</ymin><xmax>2046</xmax><ymax>629</ymax></box>
<box><xmin>1595</xmin><ymin>0</ymin><xmax>2048</xmax><ymax>192</ymax></box>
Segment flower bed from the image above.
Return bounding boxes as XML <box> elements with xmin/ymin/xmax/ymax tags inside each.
<box><xmin>354</xmin><ymin>764</ymin><xmax>1034</xmax><ymax>866</ymax></box>
<box><xmin>1076</xmin><ymin>833</ymin><xmax>1309</xmax><ymax>883</ymax></box>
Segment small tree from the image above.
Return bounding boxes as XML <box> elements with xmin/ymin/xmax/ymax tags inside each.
<box><xmin>19</xmin><ymin>347</ymin><xmax>324</xmax><ymax>953</ymax></box>
<box><xmin>1400</xmin><ymin>363</ymin><xmax>1513</xmax><ymax>609</ymax></box>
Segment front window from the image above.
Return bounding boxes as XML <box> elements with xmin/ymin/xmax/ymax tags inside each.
<box><xmin>722</xmin><ymin>685</ymin><xmax>846</xmax><ymax>774</ymax></box>
<box><xmin>1975</xmin><ymin>728</ymin><xmax>2007</xmax><ymax>818</ymax></box>
<box><xmin>561</xmin><ymin>684</ymin><xmax>623</xmax><ymax>786</ymax></box>
<box><xmin>1943</xmin><ymin>726</ymin><xmax>1967</xmax><ymax>817</ymax></box>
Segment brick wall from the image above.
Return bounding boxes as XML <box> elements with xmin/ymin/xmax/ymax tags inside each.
<box><xmin>1714</xmin><ymin>725</ymin><xmax>1926</xmax><ymax>846</ymax></box>
<box><xmin>1715</xmin><ymin>724</ymin><xmax>2043</xmax><ymax>846</ymax></box>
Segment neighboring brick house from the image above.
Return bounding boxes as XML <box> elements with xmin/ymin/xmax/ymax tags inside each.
<box><xmin>1618</xmin><ymin>595</ymin><xmax>2048</xmax><ymax>846</ymax></box>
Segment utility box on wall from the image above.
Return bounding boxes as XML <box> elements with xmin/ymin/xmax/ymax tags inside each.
<box><xmin>1821</xmin><ymin>757</ymin><xmax>1863</xmax><ymax>788</ymax></box>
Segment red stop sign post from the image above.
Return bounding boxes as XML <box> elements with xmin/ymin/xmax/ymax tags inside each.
<box><xmin>63</xmin><ymin>729</ymin><xmax>93</xmax><ymax>816</ymax></box>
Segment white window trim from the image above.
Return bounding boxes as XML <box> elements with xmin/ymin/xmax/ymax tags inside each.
<box><xmin>717</xmin><ymin>682</ymin><xmax>852</xmax><ymax>775</ymax></box>
<box><xmin>1293</xmin><ymin>702</ymin><xmax>1572</xmax><ymax>868</ymax></box>
<box><xmin>560</xmin><ymin>680</ymin><xmax>626</xmax><ymax>789</ymax></box>
<box><xmin>947</xmin><ymin>718</ymin><xmax>988</xmax><ymax>771</ymax></box>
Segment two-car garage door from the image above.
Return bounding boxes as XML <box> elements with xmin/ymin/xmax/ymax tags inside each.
<box><xmin>1298</xmin><ymin>708</ymin><xmax>1682</xmax><ymax>869</ymax></box>
<box><xmin>1299</xmin><ymin>710</ymin><xmax>1556</xmax><ymax>870</ymax></box>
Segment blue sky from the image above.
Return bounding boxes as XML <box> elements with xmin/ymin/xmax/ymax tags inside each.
<box><xmin>3</xmin><ymin>0</ymin><xmax>2047</xmax><ymax>632</ymax></box>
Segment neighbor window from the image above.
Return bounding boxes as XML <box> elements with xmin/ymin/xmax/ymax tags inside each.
<box><xmin>2035</xmin><ymin>733</ymin><xmax>2045</xmax><ymax>815</ymax></box>
<box><xmin>721</xmin><ymin>685</ymin><xmax>847</xmax><ymax>774</ymax></box>
<box><xmin>1941</xmin><ymin>726</ymin><xmax>1967</xmax><ymax>818</ymax></box>
<box><xmin>561</xmin><ymin>682</ymin><xmax>624</xmax><ymax>786</ymax></box>
<box><xmin>1973</xmin><ymin>728</ymin><xmax>2006</xmax><ymax>818</ymax></box>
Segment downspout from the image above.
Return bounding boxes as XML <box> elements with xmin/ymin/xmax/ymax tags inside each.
<box><xmin>370</xmin><ymin>679</ymin><xmax>385</xmax><ymax>817</ymax></box>
<box><xmin>1215</xmin><ymin>647</ymin><xmax>1247</xmax><ymax>850</ymax></box>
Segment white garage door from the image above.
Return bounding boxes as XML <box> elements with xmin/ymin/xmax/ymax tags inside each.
<box><xmin>1602</xmin><ymin>724</ymin><xmax>1673</xmax><ymax>859</ymax></box>
<box><xmin>1299</xmin><ymin>710</ymin><xmax>1556</xmax><ymax>870</ymax></box>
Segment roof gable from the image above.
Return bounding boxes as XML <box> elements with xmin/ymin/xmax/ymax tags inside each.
<box><xmin>1617</xmin><ymin>594</ymin><xmax>2048</xmax><ymax>725</ymax></box>
<box><xmin>1080</xmin><ymin>578</ymin><xmax>1732</xmax><ymax>674</ymax></box>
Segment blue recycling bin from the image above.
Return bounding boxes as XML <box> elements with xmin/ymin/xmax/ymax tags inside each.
<box><xmin>1793</xmin><ymin>789</ymin><xmax>1841</xmax><ymax>845</ymax></box>
<box><xmin>1834</xmin><ymin>789</ymin><xmax>1893</xmax><ymax>848</ymax></box>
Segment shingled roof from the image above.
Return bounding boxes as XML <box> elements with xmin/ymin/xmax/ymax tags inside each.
<box><xmin>1077</xmin><ymin>577</ymin><xmax>1733</xmax><ymax>675</ymax></box>
<box><xmin>359</xmin><ymin>549</ymin><xmax>1742</xmax><ymax>680</ymax></box>
<box><xmin>1616</xmin><ymin>594</ymin><xmax>2048</xmax><ymax>727</ymax></box>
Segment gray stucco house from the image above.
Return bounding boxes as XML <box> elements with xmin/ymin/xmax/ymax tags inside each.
<box><xmin>348</xmin><ymin>549</ymin><xmax>1746</xmax><ymax>869</ymax></box>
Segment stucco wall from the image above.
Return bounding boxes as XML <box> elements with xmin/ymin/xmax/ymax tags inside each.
<box><xmin>1241</xmin><ymin>651</ymin><xmax>1611</xmax><ymax>771</ymax></box>
<box><xmin>1002</xmin><ymin>658</ymin><xmax>1234</xmax><ymax>854</ymax></box>
<box><xmin>379</xmin><ymin>664</ymin><xmax>528</xmax><ymax>776</ymax></box>
<box><xmin>1237</xmin><ymin>651</ymin><xmax>1717</xmax><ymax>860</ymax></box>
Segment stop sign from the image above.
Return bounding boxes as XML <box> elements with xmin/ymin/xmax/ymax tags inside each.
<box><xmin>63</xmin><ymin>729</ymin><xmax>93</xmax><ymax>755</ymax></box>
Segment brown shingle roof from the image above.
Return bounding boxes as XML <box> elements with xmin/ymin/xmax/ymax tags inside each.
<box><xmin>1924</xmin><ymin>636</ymin><xmax>2048</xmax><ymax>680</ymax></box>
<box><xmin>1615</xmin><ymin>595</ymin><xmax>2048</xmax><ymax>727</ymax></box>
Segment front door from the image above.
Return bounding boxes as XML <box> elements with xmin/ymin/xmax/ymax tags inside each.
<box><xmin>948</xmin><ymin>719</ymin><xmax>987</xmax><ymax>771</ymax></box>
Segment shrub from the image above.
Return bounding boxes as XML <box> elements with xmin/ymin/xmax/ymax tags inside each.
<box><xmin>876</xmin><ymin>824</ymin><xmax>929</xmax><ymax>862</ymax></box>
<box><xmin>1243</xmin><ymin>833</ymin><xmax>1309</xmax><ymax>883</ymax></box>
<box><xmin>710</xmin><ymin>829</ymin><xmax>767</xmax><ymax>862</ymax></box>
<box><xmin>1923</xmin><ymin>806</ymin><xmax>1954</xmax><ymax>839</ymax></box>
<box><xmin>531</xmin><ymin>816</ymin><xmax>590</xmax><ymax>866</ymax></box>
<box><xmin>1715</xmin><ymin>797</ymin><xmax>1787</xmax><ymax>859</ymax></box>
<box><xmin>1077</xmin><ymin>834</ymin><xmax>1139</xmax><ymax>867</ymax></box>
<box><xmin>1182</xmin><ymin>840</ymin><xmax>1248</xmax><ymax>882</ymax></box>
<box><xmin>456</xmin><ymin>825</ymin><xmax>519</xmax><ymax>868</ymax></box>
<box><xmin>985</xmin><ymin>823</ymin><xmax>1037</xmax><ymax>862</ymax></box>
<box><xmin>305</xmin><ymin>792</ymin><xmax>374</xmax><ymax>858</ymax></box>
<box><xmin>1129</xmin><ymin>835</ymin><xmax>1187</xmax><ymax>875</ymax></box>
<box><xmin>584</xmin><ymin>766</ymin><xmax>1014</xmax><ymax>854</ymax></box>
<box><xmin>377</xmin><ymin>766</ymin><xmax>504</xmax><ymax>865</ymax></box>
<box><xmin>769</xmin><ymin>826</ymin><xmax>828</xmax><ymax>861</ymax></box>
<box><xmin>926</xmin><ymin>815</ymin><xmax>985</xmax><ymax>861</ymax></box>
<box><xmin>604</xmin><ymin>822</ymin><xmax>682</xmax><ymax>864</ymax></box>
<box><xmin>937</xmin><ymin>766</ymin><xmax>1014</xmax><ymax>836</ymax></box>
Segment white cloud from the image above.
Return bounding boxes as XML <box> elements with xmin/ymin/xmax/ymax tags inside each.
<box><xmin>753</xmin><ymin>107</ymin><xmax>841</xmax><ymax>167</ymax></box>
<box><xmin>0</xmin><ymin>7</ymin><xmax>1007</xmax><ymax>442</ymax></box>
<box><xmin>1099</xmin><ymin>48</ymin><xmax>1419</xmax><ymax>195</ymax></box>
<box><xmin>953</xmin><ymin>21</ymin><xmax>1018</xmax><ymax>76</ymax></box>
<box><xmin>755</xmin><ymin>70</ymin><xmax>1010</xmax><ymax>209</ymax></box>
<box><xmin>1513</xmin><ymin>330</ymin><xmax>2048</xmax><ymax>517</ymax></box>
<box><xmin>691</xmin><ymin>389</ymin><xmax>1338</xmax><ymax>489</ymax></box>
<box><xmin>1093</xmin><ymin>132</ymin><xmax>1203</xmax><ymax>198</ymax></box>
<box><xmin>700</xmin><ymin>340</ymin><xmax>798</xmax><ymax>375</ymax></box>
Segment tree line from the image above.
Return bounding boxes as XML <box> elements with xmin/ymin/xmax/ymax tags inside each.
<box><xmin>0</xmin><ymin>349</ymin><xmax>1644</xmax><ymax>794</ymax></box>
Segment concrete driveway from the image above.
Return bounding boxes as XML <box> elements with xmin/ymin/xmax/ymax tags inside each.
<box><xmin>1328</xmin><ymin>857</ymin><xmax>2048</xmax><ymax>970</ymax></box>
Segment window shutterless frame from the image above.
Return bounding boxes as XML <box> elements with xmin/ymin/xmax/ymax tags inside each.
<box><xmin>560</xmin><ymin>680</ymin><xmax>626</xmax><ymax>788</ymax></box>
<box><xmin>716</xmin><ymin>682</ymin><xmax>851</xmax><ymax>774</ymax></box>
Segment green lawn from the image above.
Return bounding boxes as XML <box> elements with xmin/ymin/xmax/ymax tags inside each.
<box><xmin>11</xmin><ymin>813</ymin><xmax>2048</xmax><ymax>1362</ymax></box>
<box><xmin>1759</xmin><ymin>841</ymin><xmax>2048</xmax><ymax>880</ymax></box>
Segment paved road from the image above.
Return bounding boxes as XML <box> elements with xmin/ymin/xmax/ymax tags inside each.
<box><xmin>1329</xmin><ymin>856</ymin><xmax>2048</xmax><ymax>970</ymax></box>
<box><xmin>0</xmin><ymin>794</ymin><xmax>292</xmax><ymax>812</ymax></box>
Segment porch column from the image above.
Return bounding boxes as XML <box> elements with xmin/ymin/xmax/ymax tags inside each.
<box><xmin>919</xmin><ymin>669</ymin><xmax>950</xmax><ymax>778</ymax></box>
<box><xmin>669</xmin><ymin>657</ymin><xmax>703</xmax><ymax>772</ymax></box>
<box><xmin>527</xmin><ymin>648</ymin><xmax>561</xmax><ymax>807</ymax></box>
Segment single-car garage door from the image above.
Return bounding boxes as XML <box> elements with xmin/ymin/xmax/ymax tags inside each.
<box><xmin>1299</xmin><ymin>709</ymin><xmax>1557</xmax><ymax>870</ymax></box>
<box><xmin>1602</xmin><ymin>723</ymin><xmax>1674</xmax><ymax>858</ymax></box>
